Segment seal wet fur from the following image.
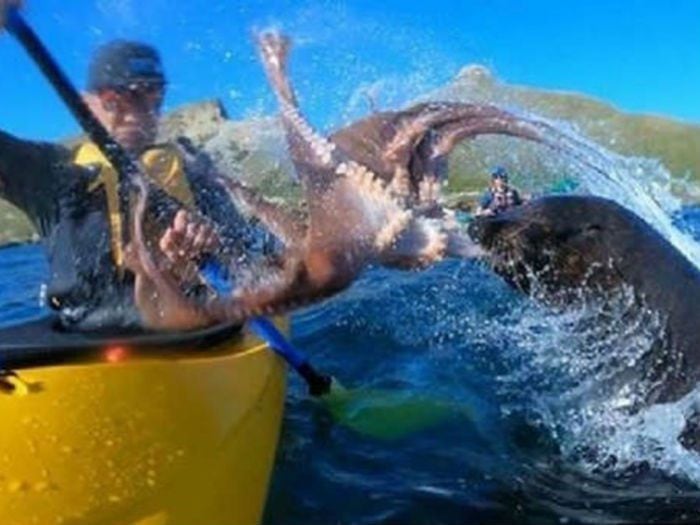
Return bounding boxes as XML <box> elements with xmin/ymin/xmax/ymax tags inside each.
<box><xmin>469</xmin><ymin>195</ymin><xmax>700</xmax><ymax>415</ymax></box>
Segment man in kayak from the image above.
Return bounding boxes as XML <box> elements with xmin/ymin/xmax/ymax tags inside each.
<box><xmin>0</xmin><ymin>1</ymin><xmax>255</xmax><ymax>331</ymax></box>
<box><xmin>475</xmin><ymin>166</ymin><xmax>525</xmax><ymax>216</ymax></box>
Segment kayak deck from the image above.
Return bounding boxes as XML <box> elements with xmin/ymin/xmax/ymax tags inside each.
<box><xmin>0</xmin><ymin>317</ymin><xmax>287</xmax><ymax>525</ymax></box>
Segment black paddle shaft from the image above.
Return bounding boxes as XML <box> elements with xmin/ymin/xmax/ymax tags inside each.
<box><xmin>298</xmin><ymin>362</ymin><xmax>333</xmax><ymax>397</ymax></box>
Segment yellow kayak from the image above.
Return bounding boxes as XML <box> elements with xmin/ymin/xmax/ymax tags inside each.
<box><xmin>0</xmin><ymin>318</ymin><xmax>287</xmax><ymax>525</ymax></box>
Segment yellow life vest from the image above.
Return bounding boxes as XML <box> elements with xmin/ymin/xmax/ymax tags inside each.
<box><xmin>73</xmin><ymin>142</ymin><xmax>196</xmax><ymax>269</ymax></box>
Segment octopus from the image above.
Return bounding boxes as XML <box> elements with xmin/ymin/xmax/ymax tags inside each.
<box><xmin>127</xmin><ymin>32</ymin><xmax>564</xmax><ymax>331</ymax></box>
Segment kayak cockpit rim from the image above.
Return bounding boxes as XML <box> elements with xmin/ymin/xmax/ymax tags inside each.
<box><xmin>0</xmin><ymin>318</ymin><xmax>251</xmax><ymax>371</ymax></box>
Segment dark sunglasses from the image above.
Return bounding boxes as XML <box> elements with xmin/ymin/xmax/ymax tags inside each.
<box><xmin>98</xmin><ymin>83</ymin><xmax>164</xmax><ymax>112</ymax></box>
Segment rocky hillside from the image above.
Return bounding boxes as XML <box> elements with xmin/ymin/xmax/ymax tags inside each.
<box><xmin>2</xmin><ymin>68</ymin><xmax>699</xmax><ymax>245</ymax></box>
<box><xmin>428</xmin><ymin>66</ymin><xmax>700</xmax><ymax>198</ymax></box>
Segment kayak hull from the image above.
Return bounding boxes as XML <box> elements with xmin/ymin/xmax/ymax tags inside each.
<box><xmin>0</xmin><ymin>325</ymin><xmax>286</xmax><ymax>525</ymax></box>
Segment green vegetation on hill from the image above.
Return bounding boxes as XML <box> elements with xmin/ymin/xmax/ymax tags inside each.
<box><xmin>0</xmin><ymin>200</ymin><xmax>36</xmax><ymax>245</ymax></box>
<box><xmin>430</xmin><ymin>65</ymin><xmax>700</xmax><ymax>199</ymax></box>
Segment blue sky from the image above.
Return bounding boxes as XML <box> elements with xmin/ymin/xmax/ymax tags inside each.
<box><xmin>1</xmin><ymin>0</ymin><xmax>698</xmax><ymax>141</ymax></box>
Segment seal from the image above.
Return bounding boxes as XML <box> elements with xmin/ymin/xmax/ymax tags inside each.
<box><xmin>468</xmin><ymin>195</ymin><xmax>700</xmax><ymax>408</ymax></box>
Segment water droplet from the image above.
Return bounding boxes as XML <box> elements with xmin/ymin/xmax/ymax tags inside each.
<box><xmin>8</xmin><ymin>479</ymin><xmax>29</xmax><ymax>493</ymax></box>
<box><xmin>33</xmin><ymin>481</ymin><xmax>50</xmax><ymax>493</ymax></box>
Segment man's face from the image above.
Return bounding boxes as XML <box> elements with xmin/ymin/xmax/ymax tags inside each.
<box><xmin>95</xmin><ymin>83</ymin><xmax>164</xmax><ymax>152</ymax></box>
<box><xmin>493</xmin><ymin>176</ymin><xmax>508</xmax><ymax>191</ymax></box>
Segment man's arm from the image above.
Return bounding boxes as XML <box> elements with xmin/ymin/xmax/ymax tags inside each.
<box><xmin>0</xmin><ymin>129</ymin><xmax>72</xmax><ymax>227</ymax></box>
<box><xmin>512</xmin><ymin>188</ymin><xmax>524</xmax><ymax>206</ymax></box>
<box><xmin>475</xmin><ymin>190</ymin><xmax>494</xmax><ymax>216</ymax></box>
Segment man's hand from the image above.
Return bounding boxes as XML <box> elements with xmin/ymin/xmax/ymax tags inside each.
<box><xmin>0</xmin><ymin>0</ymin><xmax>23</xmax><ymax>32</ymax></box>
<box><xmin>122</xmin><ymin>239</ymin><xmax>213</xmax><ymax>331</ymax></box>
<box><xmin>122</xmin><ymin>210</ymin><xmax>221</xmax><ymax>331</ymax></box>
<box><xmin>159</xmin><ymin>210</ymin><xmax>220</xmax><ymax>282</ymax></box>
<box><xmin>474</xmin><ymin>207</ymin><xmax>494</xmax><ymax>217</ymax></box>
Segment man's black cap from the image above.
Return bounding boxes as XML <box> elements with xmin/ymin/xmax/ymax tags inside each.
<box><xmin>490</xmin><ymin>166</ymin><xmax>509</xmax><ymax>181</ymax></box>
<box><xmin>87</xmin><ymin>40</ymin><xmax>166</xmax><ymax>91</ymax></box>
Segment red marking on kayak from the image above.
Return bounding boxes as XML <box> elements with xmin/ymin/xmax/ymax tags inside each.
<box><xmin>105</xmin><ymin>346</ymin><xmax>128</xmax><ymax>363</ymax></box>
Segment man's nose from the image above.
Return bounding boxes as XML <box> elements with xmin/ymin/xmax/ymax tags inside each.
<box><xmin>121</xmin><ymin>103</ymin><xmax>156</xmax><ymax>120</ymax></box>
<box><xmin>122</xmin><ymin>109</ymin><xmax>145</xmax><ymax>122</ymax></box>
<box><xmin>118</xmin><ymin>107</ymin><xmax>139</xmax><ymax>122</ymax></box>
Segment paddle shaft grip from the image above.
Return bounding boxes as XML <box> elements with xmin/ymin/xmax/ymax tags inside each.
<box><xmin>248</xmin><ymin>317</ymin><xmax>332</xmax><ymax>397</ymax></box>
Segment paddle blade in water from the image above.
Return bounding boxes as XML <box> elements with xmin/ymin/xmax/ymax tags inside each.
<box><xmin>320</xmin><ymin>383</ymin><xmax>471</xmax><ymax>440</ymax></box>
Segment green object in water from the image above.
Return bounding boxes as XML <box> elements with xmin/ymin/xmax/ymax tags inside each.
<box><xmin>320</xmin><ymin>381</ymin><xmax>472</xmax><ymax>440</ymax></box>
<box><xmin>549</xmin><ymin>177</ymin><xmax>579</xmax><ymax>193</ymax></box>
<box><xmin>455</xmin><ymin>210</ymin><xmax>473</xmax><ymax>224</ymax></box>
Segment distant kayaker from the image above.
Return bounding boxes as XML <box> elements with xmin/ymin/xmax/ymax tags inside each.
<box><xmin>475</xmin><ymin>166</ymin><xmax>525</xmax><ymax>216</ymax></box>
<box><xmin>0</xmin><ymin>1</ymin><xmax>256</xmax><ymax>331</ymax></box>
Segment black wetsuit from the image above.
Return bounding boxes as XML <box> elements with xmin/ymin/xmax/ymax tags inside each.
<box><xmin>479</xmin><ymin>186</ymin><xmax>523</xmax><ymax>215</ymax></box>
<box><xmin>0</xmin><ymin>129</ymin><xmax>253</xmax><ymax>332</ymax></box>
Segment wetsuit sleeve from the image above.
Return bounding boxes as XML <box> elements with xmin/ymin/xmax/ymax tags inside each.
<box><xmin>0</xmin><ymin>129</ymin><xmax>72</xmax><ymax>226</ymax></box>
<box><xmin>512</xmin><ymin>189</ymin><xmax>523</xmax><ymax>205</ymax></box>
<box><xmin>479</xmin><ymin>191</ymin><xmax>493</xmax><ymax>209</ymax></box>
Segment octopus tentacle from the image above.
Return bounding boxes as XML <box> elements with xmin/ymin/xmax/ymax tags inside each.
<box><xmin>129</xmin><ymin>177</ymin><xmax>328</xmax><ymax>328</ymax></box>
<box><xmin>257</xmin><ymin>30</ymin><xmax>431</xmax><ymax>267</ymax></box>
<box><xmin>257</xmin><ymin>31</ymin><xmax>339</xmax><ymax>187</ymax></box>
<box><xmin>331</xmin><ymin>102</ymin><xmax>544</xmax><ymax>208</ymax></box>
<box><xmin>380</xmin><ymin>102</ymin><xmax>494</xmax><ymax>163</ymax></box>
<box><xmin>219</xmin><ymin>177</ymin><xmax>307</xmax><ymax>248</ymax></box>
<box><xmin>427</xmin><ymin>108</ymin><xmax>614</xmax><ymax>179</ymax></box>
<box><xmin>255</xmin><ymin>32</ymin><xmax>493</xmax><ymax>273</ymax></box>
<box><xmin>431</xmin><ymin>112</ymin><xmax>548</xmax><ymax>156</ymax></box>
